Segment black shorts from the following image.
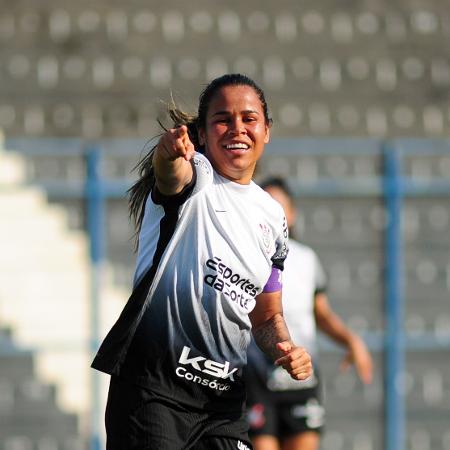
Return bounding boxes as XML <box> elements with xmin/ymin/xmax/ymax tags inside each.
<box><xmin>246</xmin><ymin>369</ymin><xmax>325</xmax><ymax>438</ymax></box>
<box><xmin>105</xmin><ymin>376</ymin><xmax>253</xmax><ymax>450</ymax></box>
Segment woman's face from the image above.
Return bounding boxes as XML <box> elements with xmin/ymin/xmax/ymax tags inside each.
<box><xmin>198</xmin><ymin>85</ymin><xmax>270</xmax><ymax>184</ymax></box>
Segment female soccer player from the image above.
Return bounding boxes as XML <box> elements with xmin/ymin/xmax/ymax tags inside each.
<box><xmin>247</xmin><ymin>177</ymin><xmax>373</xmax><ymax>450</ymax></box>
<box><xmin>92</xmin><ymin>74</ymin><xmax>313</xmax><ymax>450</ymax></box>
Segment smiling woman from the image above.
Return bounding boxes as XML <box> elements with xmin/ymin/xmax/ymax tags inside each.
<box><xmin>199</xmin><ymin>84</ymin><xmax>270</xmax><ymax>184</ymax></box>
<box><xmin>91</xmin><ymin>74</ymin><xmax>312</xmax><ymax>450</ymax></box>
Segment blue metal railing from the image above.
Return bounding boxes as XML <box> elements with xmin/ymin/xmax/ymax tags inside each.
<box><xmin>85</xmin><ymin>149</ymin><xmax>105</xmax><ymax>450</ymax></box>
<box><xmin>383</xmin><ymin>144</ymin><xmax>405</xmax><ymax>450</ymax></box>
<box><xmin>4</xmin><ymin>137</ymin><xmax>450</xmax><ymax>450</ymax></box>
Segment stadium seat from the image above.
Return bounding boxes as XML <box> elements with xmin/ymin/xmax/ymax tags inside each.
<box><xmin>2</xmin><ymin>2</ymin><xmax>449</xmax><ymax>447</ymax></box>
<box><xmin>4</xmin><ymin>3</ymin><xmax>449</xmax><ymax>137</ymax></box>
<box><xmin>0</xmin><ymin>326</ymin><xmax>83</xmax><ymax>448</ymax></box>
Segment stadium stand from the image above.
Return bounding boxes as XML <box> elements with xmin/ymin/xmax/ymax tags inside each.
<box><xmin>0</xmin><ymin>141</ymin><xmax>128</xmax><ymax>448</ymax></box>
<box><xmin>1</xmin><ymin>1</ymin><xmax>449</xmax><ymax>449</ymax></box>
<box><xmin>0</xmin><ymin>2</ymin><xmax>449</xmax><ymax>138</ymax></box>
<box><xmin>0</xmin><ymin>325</ymin><xmax>85</xmax><ymax>449</ymax></box>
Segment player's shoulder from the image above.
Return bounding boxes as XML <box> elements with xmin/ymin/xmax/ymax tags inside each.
<box><xmin>258</xmin><ymin>186</ymin><xmax>288</xmax><ymax>234</ymax></box>
<box><xmin>253</xmin><ymin>183</ymin><xmax>285</xmax><ymax>215</ymax></box>
<box><xmin>191</xmin><ymin>152</ymin><xmax>214</xmax><ymax>193</ymax></box>
<box><xmin>192</xmin><ymin>152</ymin><xmax>213</xmax><ymax>177</ymax></box>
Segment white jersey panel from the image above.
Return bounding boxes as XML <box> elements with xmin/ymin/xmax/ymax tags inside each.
<box><xmin>282</xmin><ymin>239</ymin><xmax>327</xmax><ymax>359</ymax></box>
<box><xmin>145</xmin><ymin>152</ymin><xmax>286</xmax><ymax>331</ymax></box>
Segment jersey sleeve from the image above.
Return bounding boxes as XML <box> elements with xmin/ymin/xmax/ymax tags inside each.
<box><xmin>314</xmin><ymin>252</ymin><xmax>327</xmax><ymax>294</ymax></box>
<box><xmin>191</xmin><ymin>152</ymin><xmax>214</xmax><ymax>194</ymax></box>
<box><xmin>262</xmin><ymin>214</ymin><xmax>289</xmax><ymax>293</ymax></box>
<box><xmin>271</xmin><ymin>214</ymin><xmax>289</xmax><ymax>271</ymax></box>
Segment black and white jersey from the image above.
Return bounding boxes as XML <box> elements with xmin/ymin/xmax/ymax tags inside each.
<box><xmin>92</xmin><ymin>153</ymin><xmax>288</xmax><ymax>413</ymax></box>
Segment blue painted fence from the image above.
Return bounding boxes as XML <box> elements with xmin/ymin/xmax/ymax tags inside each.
<box><xmin>5</xmin><ymin>137</ymin><xmax>450</xmax><ymax>450</ymax></box>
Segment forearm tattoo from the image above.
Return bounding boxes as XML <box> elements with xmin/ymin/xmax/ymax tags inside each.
<box><xmin>252</xmin><ymin>313</ymin><xmax>293</xmax><ymax>361</ymax></box>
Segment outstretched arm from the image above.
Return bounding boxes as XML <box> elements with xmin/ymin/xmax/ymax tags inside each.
<box><xmin>314</xmin><ymin>292</ymin><xmax>373</xmax><ymax>384</ymax></box>
<box><xmin>153</xmin><ymin>125</ymin><xmax>196</xmax><ymax>195</ymax></box>
<box><xmin>250</xmin><ymin>291</ymin><xmax>312</xmax><ymax>381</ymax></box>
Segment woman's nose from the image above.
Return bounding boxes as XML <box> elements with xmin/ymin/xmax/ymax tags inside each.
<box><xmin>228</xmin><ymin>118</ymin><xmax>245</xmax><ymax>134</ymax></box>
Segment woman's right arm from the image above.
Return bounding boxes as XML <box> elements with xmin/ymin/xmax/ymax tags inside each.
<box><xmin>153</xmin><ymin>125</ymin><xmax>196</xmax><ymax>195</ymax></box>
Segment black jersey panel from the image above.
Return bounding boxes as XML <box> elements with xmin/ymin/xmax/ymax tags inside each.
<box><xmin>91</xmin><ymin>201</ymin><xmax>182</xmax><ymax>375</ymax></box>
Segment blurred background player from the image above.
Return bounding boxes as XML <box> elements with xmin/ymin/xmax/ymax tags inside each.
<box><xmin>246</xmin><ymin>176</ymin><xmax>373</xmax><ymax>450</ymax></box>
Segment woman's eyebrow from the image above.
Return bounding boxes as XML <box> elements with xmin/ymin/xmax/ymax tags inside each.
<box><xmin>211</xmin><ymin>109</ymin><xmax>260</xmax><ymax>117</ymax></box>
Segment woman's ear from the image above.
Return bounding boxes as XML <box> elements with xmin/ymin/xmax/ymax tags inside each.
<box><xmin>264</xmin><ymin>125</ymin><xmax>270</xmax><ymax>144</ymax></box>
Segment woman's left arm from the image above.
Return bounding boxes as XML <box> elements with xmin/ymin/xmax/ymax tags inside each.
<box><xmin>250</xmin><ymin>291</ymin><xmax>313</xmax><ymax>380</ymax></box>
<box><xmin>314</xmin><ymin>292</ymin><xmax>373</xmax><ymax>384</ymax></box>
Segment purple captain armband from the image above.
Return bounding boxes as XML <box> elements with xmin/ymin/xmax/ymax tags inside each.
<box><xmin>262</xmin><ymin>267</ymin><xmax>282</xmax><ymax>293</ymax></box>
